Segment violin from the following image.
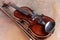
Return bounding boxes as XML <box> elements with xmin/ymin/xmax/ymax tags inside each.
<box><xmin>2</xmin><ymin>2</ymin><xmax>55</xmax><ymax>40</ymax></box>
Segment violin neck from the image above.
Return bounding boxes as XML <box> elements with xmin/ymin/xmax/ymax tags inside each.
<box><xmin>7</xmin><ymin>3</ymin><xmax>30</xmax><ymax>15</ymax></box>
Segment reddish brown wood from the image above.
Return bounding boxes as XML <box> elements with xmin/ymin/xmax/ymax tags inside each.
<box><xmin>14</xmin><ymin>6</ymin><xmax>55</xmax><ymax>39</ymax></box>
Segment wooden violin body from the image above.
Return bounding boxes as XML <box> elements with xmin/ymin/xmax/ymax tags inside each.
<box><xmin>14</xmin><ymin>6</ymin><xmax>55</xmax><ymax>39</ymax></box>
